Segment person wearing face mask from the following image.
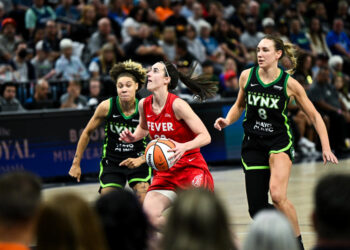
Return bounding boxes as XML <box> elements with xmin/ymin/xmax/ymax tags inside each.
<box><xmin>9</xmin><ymin>41</ymin><xmax>36</xmax><ymax>82</ymax></box>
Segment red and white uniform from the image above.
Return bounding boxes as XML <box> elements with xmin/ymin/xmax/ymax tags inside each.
<box><xmin>144</xmin><ymin>93</ymin><xmax>214</xmax><ymax>192</ymax></box>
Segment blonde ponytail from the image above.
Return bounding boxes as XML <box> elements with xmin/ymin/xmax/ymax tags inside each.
<box><xmin>283</xmin><ymin>42</ymin><xmax>298</xmax><ymax>75</ymax></box>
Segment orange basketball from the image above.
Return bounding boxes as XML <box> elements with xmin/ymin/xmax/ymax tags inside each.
<box><xmin>145</xmin><ymin>138</ymin><xmax>175</xmax><ymax>171</ymax></box>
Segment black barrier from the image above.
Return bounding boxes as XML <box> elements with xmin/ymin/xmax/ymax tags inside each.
<box><xmin>0</xmin><ymin>100</ymin><xmax>244</xmax><ymax>178</ymax></box>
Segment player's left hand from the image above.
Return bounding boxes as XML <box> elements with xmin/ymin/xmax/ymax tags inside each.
<box><xmin>168</xmin><ymin>139</ymin><xmax>186</xmax><ymax>164</ymax></box>
<box><xmin>322</xmin><ymin>150</ymin><xmax>338</xmax><ymax>164</ymax></box>
<box><xmin>120</xmin><ymin>157</ymin><xmax>143</xmax><ymax>169</ymax></box>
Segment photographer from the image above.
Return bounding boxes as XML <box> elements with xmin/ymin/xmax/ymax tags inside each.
<box><xmin>9</xmin><ymin>41</ymin><xmax>36</xmax><ymax>82</ymax></box>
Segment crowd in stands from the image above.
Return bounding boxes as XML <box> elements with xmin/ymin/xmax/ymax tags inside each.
<box><xmin>1</xmin><ymin>170</ymin><xmax>350</xmax><ymax>250</ymax></box>
<box><xmin>0</xmin><ymin>0</ymin><xmax>350</xmax><ymax>156</ymax></box>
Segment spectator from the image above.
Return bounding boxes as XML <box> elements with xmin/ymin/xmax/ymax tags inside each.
<box><xmin>95</xmin><ymin>190</ymin><xmax>151</xmax><ymax>250</ymax></box>
<box><xmin>70</xmin><ymin>5</ymin><xmax>97</xmax><ymax>44</ymax></box>
<box><xmin>229</xmin><ymin>2</ymin><xmax>248</xmax><ymax>35</ymax></box>
<box><xmin>289</xmin><ymin>19</ymin><xmax>312</xmax><ymax>54</ymax></box>
<box><xmin>108</xmin><ymin>0</ymin><xmax>126</xmax><ymax>27</ymax></box>
<box><xmin>25</xmin><ymin>78</ymin><xmax>55</xmax><ymax>109</ymax></box>
<box><xmin>88</xmin><ymin>17</ymin><xmax>123</xmax><ymax>60</ymax></box>
<box><xmin>55</xmin><ymin>38</ymin><xmax>89</xmax><ymax>81</ymax></box>
<box><xmin>261</xmin><ymin>17</ymin><xmax>276</xmax><ymax>36</ymax></box>
<box><xmin>180</xmin><ymin>0</ymin><xmax>195</xmax><ymax>19</ymax></box>
<box><xmin>161</xmin><ymin>188</ymin><xmax>237</xmax><ymax>250</ymax></box>
<box><xmin>87</xmin><ymin>78</ymin><xmax>103</xmax><ymax>107</ymax></box>
<box><xmin>308</xmin><ymin>67</ymin><xmax>350</xmax><ymax>154</ymax></box>
<box><xmin>121</xmin><ymin>6</ymin><xmax>144</xmax><ymax>47</ymax></box>
<box><xmin>25</xmin><ymin>0</ymin><xmax>56</xmax><ymax>37</ymax></box>
<box><xmin>243</xmin><ymin>210</ymin><xmax>299</xmax><ymax>250</ymax></box>
<box><xmin>159</xmin><ymin>26</ymin><xmax>177</xmax><ymax>62</ymax></box>
<box><xmin>60</xmin><ymin>79</ymin><xmax>87</xmax><ymax>109</ymax></box>
<box><xmin>312</xmin><ymin>53</ymin><xmax>329</xmax><ymax>79</ymax></box>
<box><xmin>334</xmin><ymin>75</ymin><xmax>350</xmax><ymax>113</ymax></box>
<box><xmin>31</xmin><ymin>40</ymin><xmax>53</xmax><ymax>79</ymax></box>
<box><xmin>36</xmin><ymin>193</ymin><xmax>108</xmax><ymax>250</ymax></box>
<box><xmin>240</xmin><ymin>18</ymin><xmax>265</xmax><ymax>51</ymax></box>
<box><xmin>155</xmin><ymin>0</ymin><xmax>173</xmax><ymax>22</ymax></box>
<box><xmin>187</xmin><ymin>2</ymin><xmax>210</xmax><ymax>37</ymax></box>
<box><xmin>306</xmin><ymin>17</ymin><xmax>332</xmax><ymax>57</ymax></box>
<box><xmin>43</xmin><ymin>20</ymin><xmax>61</xmax><ymax>61</ymax></box>
<box><xmin>276</xmin><ymin>18</ymin><xmax>291</xmax><ymax>43</ymax></box>
<box><xmin>0</xmin><ymin>18</ymin><xmax>21</xmax><ymax>63</ymax></box>
<box><xmin>0</xmin><ymin>172</ymin><xmax>42</xmax><ymax>250</ymax></box>
<box><xmin>164</xmin><ymin>0</ymin><xmax>188</xmax><ymax>38</ymax></box>
<box><xmin>88</xmin><ymin>42</ymin><xmax>117</xmax><ymax>79</ymax></box>
<box><xmin>124</xmin><ymin>23</ymin><xmax>164</xmax><ymax>67</ymax></box>
<box><xmin>205</xmin><ymin>1</ymin><xmax>224</xmax><ymax>27</ymax></box>
<box><xmin>336</xmin><ymin>0</ymin><xmax>350</xmax><ymax>36</ymax></box>
<box><xmin>219</xmin><ymin>57</ymin><xmax>239</xmax><ymax>97</ymax></box>
<box><xmin>326</xmin><ymin>19</ymin><xmax>350</xmax><ymax>60</ymax></box>
<box><xmin>9</xmin><ymin>41</ymin><xmax>36</xmax><ymax>82</ymax></box>
<box><xmin>55</xmin><ymin>0</ymin><xmax>80</xmax><ymax>23</ymax></box>
<box><xmin>312</xmin><ymin>174</ymin><xmax>350</xmax><ymax>250</ymax></box>
<box><xmin>313</xmin><ymin>2</ymin><xmax>330</xmax><ymax>34</ymax></box>
<box><xmin>294</xmin><ymin>53</ymin><xmax>314</xmax><ymax>90</ymax></box>
<box><xmin>183</xmin><ymin>24</ymin><xmax>206</xmax><ymax>63</ymax></box>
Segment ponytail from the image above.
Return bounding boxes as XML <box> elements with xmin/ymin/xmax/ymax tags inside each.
<box><xmin>283</xmin><ymin>42</ymin><xmax>298</xmax><ymax>75</ymax></box>
<box><xmin>164</xmin><ymin>61</ymin><xmax>218</xmax><ymax>101</ymax></box>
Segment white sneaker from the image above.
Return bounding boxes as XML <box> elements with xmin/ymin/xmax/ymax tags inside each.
<box><xmin>299</xmin><ymin>137</ymin><xmax>316</xmax><ymax>148</ymax></box>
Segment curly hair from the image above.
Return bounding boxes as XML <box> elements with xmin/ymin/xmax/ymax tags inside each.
<box><xmin>109</xmin><ymin>60</ymin><xmax>147</xmax><ymax>87</ymax></box>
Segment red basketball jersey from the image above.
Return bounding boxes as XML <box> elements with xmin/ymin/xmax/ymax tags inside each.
<box><xmin>143</xmin><ymin>93</ymin><xmax>200</xmax><ymax>156</ymax></box>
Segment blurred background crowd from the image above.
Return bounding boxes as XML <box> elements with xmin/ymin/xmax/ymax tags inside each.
<box><xmin>0</xmin><ymin>0</ymin><xmax>350</xmax><ymax>156</ymax></box>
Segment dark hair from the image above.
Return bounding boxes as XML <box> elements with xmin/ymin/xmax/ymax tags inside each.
<box><xmin>263</xmin><ymin>35</ymin><xmax>298</xmax><ymax>74</ymax></box>
<box><xmin>0</xmin><ymin>171</ymin><xmax>41</xmax><ymax>225</ymax></box>
<box><xmin>95</xmin><ymin>189</ymin><xmax>151</xmax><ymax>250</ymax></box>
<box><xmin>163</xmin><ymin>61</ymin><xmax>218</xmax><ymax>101</ymax></box>
<box><xmin>314</xmin><ymin>173</ymin><xmax>350</xmax><ymax>240</ymax></box>
<box><xmin>110</xmin><ymin>60</ymin><xmax>147</xmax><ymax>87</ymax></box>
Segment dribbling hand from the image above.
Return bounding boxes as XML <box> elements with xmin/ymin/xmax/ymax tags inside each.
<box><xmin>214</xmin><ymin>117</ymin><xmax>229</xmax><ymax>131</ymax></box>
<box><xmin>69</xmin><ymin>164</ymin><xmax>82</xmax><ymax>182</ymax></box>
<box><xmin>119</xmin><ymin>128</ymin><xmax>135</xmax><ymax>143</ymax></box>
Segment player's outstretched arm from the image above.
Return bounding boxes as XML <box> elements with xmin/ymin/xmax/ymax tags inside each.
<box><xmin>287</xmin><ymin>77</ymin><xmax>338</xmax><ymax>164</ymax></box>
<box><xmin>69</xmin><ymin>100</ymin><xmax>109</xmax><ymax>182</ymax></box>
<box><xmin>214</xmin><ymin>68</ymin><xmax>250</xmax><ymax>131</ymax></box>
<box><xmin>119</xmin><ymin>99</ymin><xmax>149</xmax><ymax>143</ymax></box>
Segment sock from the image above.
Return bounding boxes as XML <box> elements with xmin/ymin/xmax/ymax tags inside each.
<box><xmin>296</xmin><ymin>235</ymin><xmax>304</xmax><ymax>250</ymax></box>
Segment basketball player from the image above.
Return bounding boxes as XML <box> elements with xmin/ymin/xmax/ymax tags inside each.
<box><xmin>214</xmin><ymin>35</ymin><xmax>338</xmax><ymax>250</ymax></box>
<box><xmin>119</xmin><ymin>61</ymin><xmax>217</xmax><ymax>230</ymax></box>
<box><xmin>68</xmin><ymin>60</ymin><xmax>151</xmax><ymax>203</ymax></box>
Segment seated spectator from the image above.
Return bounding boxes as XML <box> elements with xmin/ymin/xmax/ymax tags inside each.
<box><xmin>261</xmin><ymin>17</ymin><xmax>276</xmax><ymax>36</ymax></box>
<box><xmin>60</xmin><ymin>79</ymin><xmax>87</xmax><ymax>109</ymax></box>
<box><xmin>183</xmin><ymin>24</ymin><xmax>206</xmax><ymax>63</ymax></box>
<box><xmin>306</xmin><ymin>17</ymin><xmax>332</xmax><ymax>57</ymax></box>
<box><xmin>121</xmin><ymin>7</ymin><xmax>144</xmax><ymax>47</ymax></box>
<box><xmin>326</xmin><ymin>19</ymin><xmax>350</xmax><ymax>63</ymax></box>
<box><xmin>124</xmin><ymin>23</ymin><xmax>165</xmax><ymax>67</ymax></box>
<box><xmin>0</xmin><ymin>82</ymin><xmax>25</xmax><ymax>112</ymax></box>
<box><xmin>88</xmin><ymin>17</ymin><xmax>123</xmax><ymax>60</ymax></box>
<box><xmin>334</xmin><ymin>75</ymin><xmax>350</xmax><ymax>116</ymax></box>
<box><xmin>55</xmin><ymin>38</ymin><xmax>89</xmax><ymax>81</ymax></box>
<box><xmin>55</xmin><ymin>0</ymin><xmax>80</xmax><ymax>23</ymax></box>
<box><xmin>161</xmin><ymin>188</ymin><xmax>237</xmax><ymax>250</ymax></box>
<box><xmin>164</xmin><ymin>0</ymin><xmax>188</xmax><ymax>37</ymax></box>
<box><xmin>43</xmin><ymin>20</ymin><xmax>61</xmax><ymax>61</ymax></box>
<box><xmin>328</xmin><ymin>55</ymin><xmax>350</xmax><ymax>84</ymax></box>
<box><xmin>30</xmin><ymin>40</ymin><xmax>53</xmax><ymax>79</ymax></box>
<box><xmin>9</xmin><ymin>41</ymin><xmax>36</xmax><ymax>82</ymax></box>
<box><xmin>240</xmin><ymin>18</ymin><xmax>264</xmax><ymax>52</ymax></box>
<box><xmin>187</xmin><ymin>2</ymin><xmax>211</xmax><ymax>37</ymax></box>
<box><xmin>290</xmin><ymin>18</ymin><xmax>312</xmax><ymax>54</ymax></box>
<box><xmin>25</xmin><ymin>79</ymin><xmax>56</xmax><ymax>109</ymax></box>
<box><xmin>0</xmin><ymin>171</ymin><xmax>42</xmax><ymax>250</ymax></box>
<box><xmin>336</xmin><ymin>0</ymin><xmax>350</xmax><ymax>35</ymax></box>
<box><xmin>312</xmin><ymin>173</ymin><xmax>350</xmax><ymax>250</ymax></box>
<box><xmin>70</xmin><ymin>5</ymin><xmax>97</xmax><ymax>44</ymax></box>
<box><xmin>155</xmin><ymin>0</ymin><xmax>173</xmax><ymax>22</ymax></box>
<box><xmin>95</xmin><ymin>190</ymin><xmax>151</xmax><ymax>250</ymax></box>
<box><xmin>294</xmin><ymin>53</ymin><xmax>314</xmax><ymax>90</ymax></box>
<box><xmin>87</xmin><ymin>78</ymin><xmax>103</xmax><ymax>107</ymax></box>
<box><xmin>25</xmin><ymin>0</ymin><xmax>56</xmax><ymax>37</ymax></box>
<box><xmin>308</xmin><ymin>67</ymin><xmax>350</xmax><ymax>154</ymax></box>
<box><xmin>108</xmin><ymin>0</ymin><xmax>127</xmax><ymax>28</ymax></box>
<box><xmin>219</xmin><ymin>57</ymin><xmax>238</xmax><ymax>97</ymax></box>
<box><xmin>0</xmin><ymin>18</ymin><xmax>21</xmax><ymax>63</ymax></box>
<box><xmin>88</xmin><ymin>43</ymin><xmax>116</xmax><ymax>79</ymax></box>
<box><xmin>159</xmin><ymin>26</ymin><xmax>177</xmax><ymax>62</ymax></box>
<box><xmin>243</xmin><ymin>210</ymin><xmax>299</xmax><ymax>250</ymax></box>
<box><xmin>36</xmin><ymin>193</ymin><xmax>108</xmax><ymax>250</ymax></box>
<box><xmin>201</xmin><ymin>60</ymin><xmax>220</xmax><ymax>99</ymax></box>
<box><xmin>205</xmin><ymin>1</ymin><xmax>224</xmax><ymax>27</ymax></box>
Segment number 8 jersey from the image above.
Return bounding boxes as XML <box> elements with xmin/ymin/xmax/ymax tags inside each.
<box><xmin>243</xmin><ymin>66</ymin><xmax>292</xmax><ymax>138</ymax></box>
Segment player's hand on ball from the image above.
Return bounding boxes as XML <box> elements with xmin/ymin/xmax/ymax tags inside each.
<box><xmin>69</xmin><ymin>164</ymin><xmax>82</xmax><ymax>182</ymax></box>
<box><xmin>214</xmin><ymin>117</ymin><xmax>229</xmax><ymax>131</ymax></box>
<box><xmin>168</xmin><ymin>140</ymin><xmax>186</xmax><ymax>164</ymax></box>
<box><xmin>120</xmin><ymin>157</ymin><xmax>142</xmax><ymax>169</ymax></box>
<box><xmin>119</xmin><ymin>128</ymin><xmax>135</xmax><ymax>143</ymax></box>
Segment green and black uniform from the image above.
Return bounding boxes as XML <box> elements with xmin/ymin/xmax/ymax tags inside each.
<box><xmin>99</xmin><ymin>97</ymin><xmax>151</xmax><ymax>190</ymax></box>
<box><xmin>241</xmin><ymin>66</ymin><xmax>295</xmax><ymax>218</ymax></box>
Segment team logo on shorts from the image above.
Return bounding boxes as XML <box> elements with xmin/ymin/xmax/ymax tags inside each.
<box><xmin>192</xmin><ymin>174</ymin><xmax>203</xmax><ymax>187</ymax></box>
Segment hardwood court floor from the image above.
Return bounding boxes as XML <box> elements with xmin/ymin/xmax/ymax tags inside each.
<box><xmin>43</xmin><ymin>158</ymin><xmax>350</xmax><ymax>250</ymax></box>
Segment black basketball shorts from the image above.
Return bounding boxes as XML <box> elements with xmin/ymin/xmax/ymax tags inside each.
<box><xmin>99</xmin><ymin>158</ymin><xmax>151</xmax><ymax>190</ymax></box>
<box><xmin>241</xmin><ymin>133</ymin><xmax>295</xmax><ymax>171</ymax></box>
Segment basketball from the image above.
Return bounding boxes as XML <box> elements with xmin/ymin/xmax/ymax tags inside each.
<box><xmin>145</xmin><ymin>138</ymin><xmax>176</xmax><ymax>171</ymax></box>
